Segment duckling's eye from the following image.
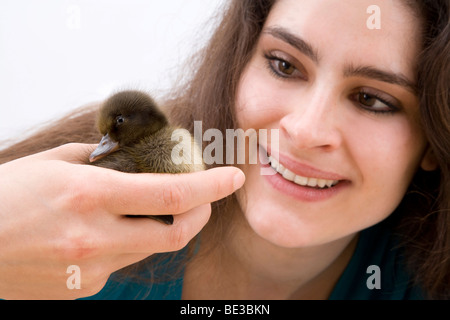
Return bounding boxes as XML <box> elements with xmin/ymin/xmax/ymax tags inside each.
<box><xmin>116</xmin><ymin>115</ymin><xmax>125</xmax><ymax>125</ymax></box>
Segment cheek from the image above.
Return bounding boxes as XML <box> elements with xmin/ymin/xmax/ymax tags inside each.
<box><xmin>236</xmin><ymin>65</ymin><xmax>285</xmax><ymax>131</ymax></box>
<box><xmin>346</xmin><ymin>113</ymin><xmax>426</xmax><ymax>205</ymax></box>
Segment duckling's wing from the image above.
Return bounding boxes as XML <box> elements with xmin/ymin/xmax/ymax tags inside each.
<box><xmin>132</xmin><ymin>127</ymin><xmax>204</xmax><ymax>174</ymax></box>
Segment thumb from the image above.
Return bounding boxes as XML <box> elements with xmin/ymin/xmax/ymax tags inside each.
<box><xmin>35</xmin><ymin>143</ymin><xmax>98</xmax><ymax>164</ymax></box>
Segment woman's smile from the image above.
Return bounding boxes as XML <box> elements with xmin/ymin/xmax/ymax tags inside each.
<box><xmin>234</xmin><ymin>0</ymin><xmax>429</xmax><ymax>248</ymax></box>
<box><xmin>260</xmin><ymin>146</ymin><xmax>350</xmax><ymax>202</ymax></box>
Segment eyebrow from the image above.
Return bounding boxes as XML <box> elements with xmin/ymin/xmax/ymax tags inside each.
<box><xmin>344</xmin><ymin>65</ymin><xmax>417</xmax><ymax>93</ymax></box>
<box><xmin>262</xmin><ymin>26</ymin><xmax>320</xmax><ymax>63</ymax></box>
<box><xmin>262</xmin><ymin>26</ymin><xmax>417</xmax><ymax>93</ymax></box>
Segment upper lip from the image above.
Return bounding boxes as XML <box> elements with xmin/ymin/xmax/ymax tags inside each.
<box><xmin>264</xmin><ymin>145</ymin><xmax>347</xmax><ymax>181</ymax></box>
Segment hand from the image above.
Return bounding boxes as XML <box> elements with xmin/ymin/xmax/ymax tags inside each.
<box><xmin>0</xmin><ymin>143</ymin><xmax>245</xmax><ymax>299</ymax></box>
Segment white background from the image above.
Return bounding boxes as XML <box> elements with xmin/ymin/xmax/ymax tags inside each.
<box><xmin>0</xmin><ymin>0</ymin><xmax>224</xmax><ymax>147</ymax></box>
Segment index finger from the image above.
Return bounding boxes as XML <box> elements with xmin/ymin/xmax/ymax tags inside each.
<box><xmin>96</xmin><ymin>166</ymin><xmax>245</xmax><ymax>216</ymax></box>
<box><xmin>38</xmin><ymin>143</ymin><xmax>245</xmax><ymax>216</ymax></box>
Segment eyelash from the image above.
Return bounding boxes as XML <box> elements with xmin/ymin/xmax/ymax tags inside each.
<box><xmin>263</xmin><ymin>53</ymin><xmax>400</xmax><ymax>115</ymax></box>
<box><xmin>264</xmin><ymin>53</ymin><xmax>306</xmax><ymax>80</ymax></box>
<box><xmin>350</xmin><ymin>89</ymin><xmax>400</xmax><ymax>115</ymax></box>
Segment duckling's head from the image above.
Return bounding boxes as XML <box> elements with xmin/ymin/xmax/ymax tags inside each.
<box><xmin>90</xmin><ymin>90</ymin><xmax>168</xmax><ymax>162</ymax></box>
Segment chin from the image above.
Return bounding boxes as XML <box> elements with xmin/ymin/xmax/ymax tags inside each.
<box><xmin>237</xmin><ymin>163</ymin><xmax>359</xmax><ymax>249</ymax></box>
<box><xmin>236</xmin><ymin>188</ymin><xmax>325</xmax><ymax>249</ymax></box>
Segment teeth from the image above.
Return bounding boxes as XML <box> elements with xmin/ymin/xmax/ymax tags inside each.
<box><xmin>317</xmin><ymin>179</ymin><xmax>327</xmax><ymax>188</ymax></box>
<box><xmin>294</xmin><ymin>175</ymin><xmax>308</xmax><ymax>186</ymax></box>
<box><xmin>269</xmin><ymin>156</ymin><xmax>339</xmax><ymax>189</ymax></box>
<box><xmin>308</xmin><ymin>178</ymin><xmax>320</xmax><ymax>187</ymax></box>
<box><xmin>282</xmin><ymin>169</ymin><xmax>296</xmax><ymax>182</ymax></box>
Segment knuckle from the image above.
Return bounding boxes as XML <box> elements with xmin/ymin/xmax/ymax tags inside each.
<box><xmin>55</xmin><ymin>229</ymin><xmax>99</xmax><ymax>262</ymax></box>
<box><xmin>213</xmin><ymin>178</ymin><xmax>225</xmax><ymax>199</ymax></box>
<box><xmin>59</xmin><ymin>175</ymin><xmax>98</xmax><ymax>215</ymax></box>
<box><xmin>160</xmin><ymin>183</ymin><xmax>189</xmax><ymax>214</ymax></box>
<box><xmin>167</xmin><ymin>223</ymin><xmax>190</xmax><ymax>251</ymax></box>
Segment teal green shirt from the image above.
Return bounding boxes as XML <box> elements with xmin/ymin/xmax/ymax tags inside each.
<box><xmin>85</xmin><ymin>217</ymin><xmax>425</xmax><ymax>300</ymax></box>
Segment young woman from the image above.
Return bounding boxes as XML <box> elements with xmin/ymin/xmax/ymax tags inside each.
<box><xmin>0</xmin><ymin>0</ymin><xmax>448</xmax><ymax>299</ymax></box>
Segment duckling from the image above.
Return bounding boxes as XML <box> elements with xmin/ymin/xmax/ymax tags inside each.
<box><xmin>89</xmin><ymin>90</ymin><xmax>204</xmax><ymax>225</ymax></box>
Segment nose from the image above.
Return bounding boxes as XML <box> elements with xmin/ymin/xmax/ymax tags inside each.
<box><xmin>279</xmin><ymin>88</ymin><xmax>343</xmax><ymax>151</ymax></box>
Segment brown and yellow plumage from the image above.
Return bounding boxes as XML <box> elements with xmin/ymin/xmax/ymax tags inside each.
<box><xmin>90</xmin><ymin>90</ymin><xmax>204</xmax><ymax>225</ymax></box>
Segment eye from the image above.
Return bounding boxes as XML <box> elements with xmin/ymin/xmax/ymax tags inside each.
<box><xmin>359</xmin><ymin>93</ymin><xmax>380</xmax><ymax>107</ymax></box>
<box><xmin>116</xmin><ymin>115</ymin><xmax>125</xmax><ymax>125</ymax></box>
<box><xmin>264</xmin><ymin>52</ymin><xmax>306</xmax><ymax>80</ymax></box>
<box><xmin>351</xmin><ymin>89</ymin><xmax>401</xmax><ymax>114</ymax></box>
<box><xmin>275</xmin><ymin>60</ymin><xmax>296</xmax><ymax>76</ymax></box>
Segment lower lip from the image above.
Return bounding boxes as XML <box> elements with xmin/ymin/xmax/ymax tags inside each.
<box><xmin>261</xmin><ymin>163</ymin><xmax>350</xmax><ymax>202</ymax></box>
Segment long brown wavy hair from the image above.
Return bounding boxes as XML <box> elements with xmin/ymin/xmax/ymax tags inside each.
<box><xmin>0</xmin><ymin>0</ymin><xmax>448</xmax><ymax>299</ymax></box>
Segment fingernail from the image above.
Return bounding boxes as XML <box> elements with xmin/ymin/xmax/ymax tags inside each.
<box><xmin>233</xmin><ymin>170</ymin><xmax>246</xmax><ymax>190</ymax></box>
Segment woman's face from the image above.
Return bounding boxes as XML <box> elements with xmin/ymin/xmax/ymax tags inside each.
<box><xmin>235</xmin><ymin>0</ymin><xmax>431</xmax><ymax>248</ymax></box>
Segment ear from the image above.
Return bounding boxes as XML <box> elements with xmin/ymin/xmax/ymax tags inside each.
<box><xmin>420</xmin><ymin>147</ymin><xmax>439</xmax><ymax>171</ymax></box>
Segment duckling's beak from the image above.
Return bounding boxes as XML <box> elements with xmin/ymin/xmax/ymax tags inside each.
<box><xmin>89</xmin><ymin>133</ymin><xmax>119</xmax><ymax>162</ymax></box>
